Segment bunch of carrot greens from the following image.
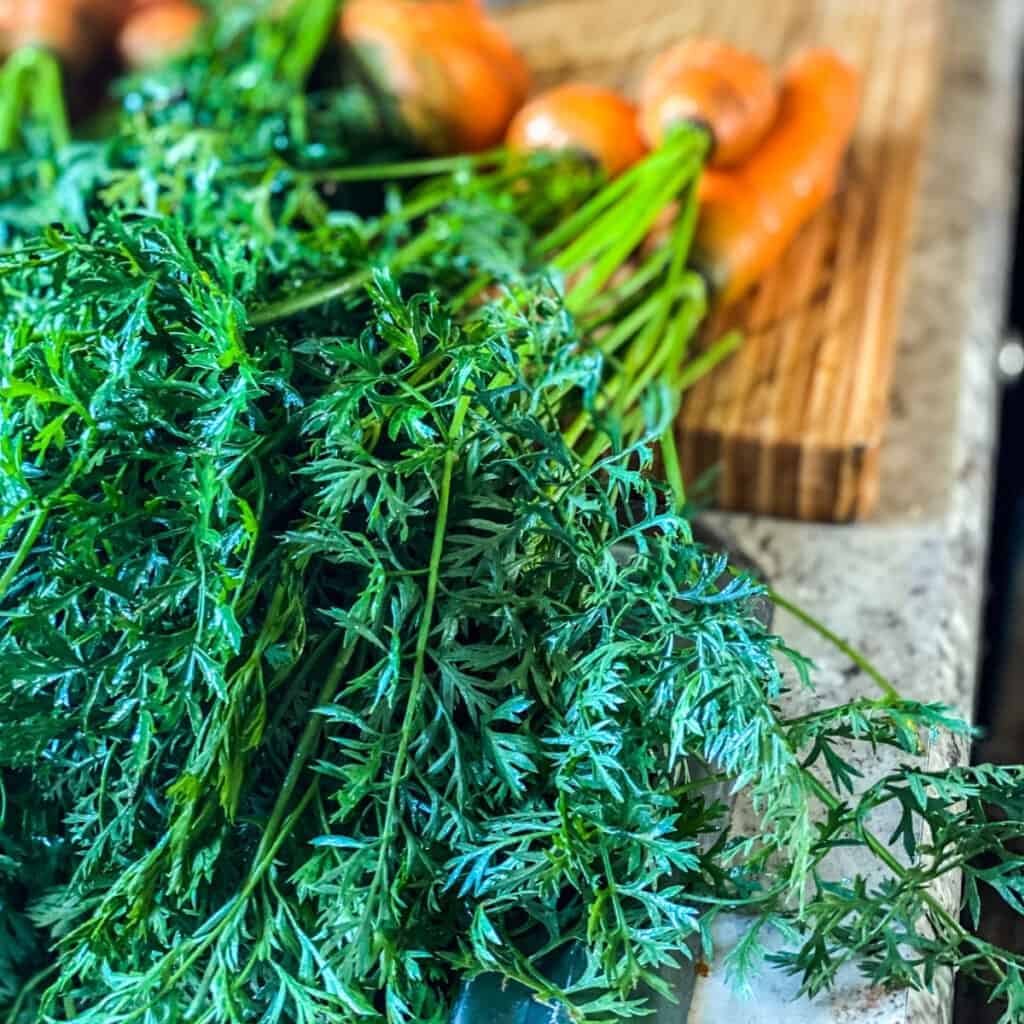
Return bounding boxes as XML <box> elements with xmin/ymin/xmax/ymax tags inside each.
<box><xmin>3</xmin><ymin>5</ymin><xmax>1024</xmax><ymax>1024</ymax></box>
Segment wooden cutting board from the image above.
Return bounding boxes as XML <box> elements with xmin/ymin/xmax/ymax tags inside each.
<box><xmin>495</xmin><ymin>0</ymin><xmax>941</xmax><ymax>521</ymax></box>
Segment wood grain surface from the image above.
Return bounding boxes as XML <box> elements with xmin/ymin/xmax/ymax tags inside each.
<box><xmin>495</xmin><ymin>0</ymin><xmax>941</xmax><ymax>521</ymax></box>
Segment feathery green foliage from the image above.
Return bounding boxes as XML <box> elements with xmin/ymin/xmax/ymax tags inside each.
<box><xmin>3</xmin><ymin>8</ymin><xmax>1024</xmax><ymax>1024</ymax></box>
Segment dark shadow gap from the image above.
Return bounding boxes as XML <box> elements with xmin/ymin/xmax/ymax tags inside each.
<box><xmin>954</xmin><ymin>34</ymin><xmax>1024</xmax><ymax>1024</ymax></box>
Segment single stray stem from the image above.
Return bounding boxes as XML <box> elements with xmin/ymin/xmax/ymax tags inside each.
<box><xmin>250</xmin><ymin>268</ymin><xmax>373</xmax><ymax>326</ymax></box>
<box><xmin>769</xmin><ymin>588</ymin><xmax>903</xmax><ymax>704</ymax></box>
<box><xmin>309</xmin><ymin>150</ymin><xmax>502</xmax><ymax>182</ymax></box>
<box><xmin>249</xmin><ymin>231</ymin><xmax>438</xmax><ymax>325</ymax></box>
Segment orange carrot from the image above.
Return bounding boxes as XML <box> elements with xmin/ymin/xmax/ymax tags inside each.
<box><xmin>0</xmin><ymin>0</ymin><xmax>121</xmax><ymax>68</ymax></box>
<box><xmin>639</xmin><ymin>39</ymin><xmax>777</xmax><ymax>168</ymax></box>
<box><xmin>506</xmin><ymin>83</ymin><xmax>648</xmax><ymax>176</ymax></box>
<box><xmin>340</xmin><ymin>0</ymin><xmax>529</xmax><ymax>154</ymax></box>
<box><xmin>694</xmin><ymin>47</ymin><xmax>860</xmax><ymax>305</ymax></box>
<box><xmin>117</xmin><ymin>0</ymin><xmax>205</xmax><ymax>70</ymax></box>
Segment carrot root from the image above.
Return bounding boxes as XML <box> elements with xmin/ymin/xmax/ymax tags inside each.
<box><xmin>341</xmin><ymin>0</ymin><xmax>529</xmax><ymax>155</ymax></box>
<box><xmin>116</xmin><ymin>0</ymin><xmax>205</xmax><ymax>71</ymax></box>
<box><xmin>694</xmin><ymin>47</ymin><xmax>861</xmax><ymax>305</ymax></box>
<box><xmin>506</xmin><ymin>82</ymin><xmax>648</xmax><ymax>177</ymax></box>
<box><xmin>640</xmin><ymin>39</ymin><xmax>778</xmax><ymax>168</ymax></box>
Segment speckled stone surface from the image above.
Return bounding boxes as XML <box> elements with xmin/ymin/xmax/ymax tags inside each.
<box><xmin>675</xmin><ymin>2</ymin><xmax>1024</xmax><ymax>1022</ymax></box>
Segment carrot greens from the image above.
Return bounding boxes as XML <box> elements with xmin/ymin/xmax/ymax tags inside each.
<box><xmin>3</xmin><ymin>10</ymin><xmax>1024</xmax><ymax>1024</ymax></box>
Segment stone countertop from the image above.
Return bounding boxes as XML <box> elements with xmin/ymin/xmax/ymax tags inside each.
<box><xmin>686</xmin><ymin>1</ymin><xmax>1024</xmax><ymax>1022</ymax></box>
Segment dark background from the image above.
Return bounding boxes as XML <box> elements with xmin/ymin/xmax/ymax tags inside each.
<box><xmin>955</xmin><ymin>51</ymin><xmax>1024</xmax><ymax>1023</ymax></box>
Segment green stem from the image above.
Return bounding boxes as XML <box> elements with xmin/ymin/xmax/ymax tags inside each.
<box><xmin>520</xmin><ymin>282</ymin><xmax>690</xmax><ymax>457</ymax></box>
<box><xmin>567</xmin><ymin>265</ymin><xmax>707</xmax><ymax>462</ymax></box>
<box><xmin>367</xmin><ymin>165</ymin><xmax>528</xmax><ymax>240</ymax></box>
<box><xmin>185</xmin><ymin>782</ymin><xmax>320</xmax><ymax>1017</ymax></box>
<box><xmin>249</xmin><ymin>230</ymin><xmax>438</xmax><ymax>326</ymax></box>
<box><xmin>359</xmin><ymin>391</ymin><xmax>471</xmax><ymax>955</ymax></box>
<box><xmin>278</xmin><ymin>0</ymin><xmax>343</xmax><ymax>86</ymax></box>
<box><xmin>34</xmin><ymin>49</ymin><xmax>68</xmax><ymax>150</ymax></box>
<box><xmin>5</xmin><ymin>963</ymin><xmax>59</xmax><ymax>1024</ymax></box>
<box><xmin>241</xmin><ymin>654</ymin><xmax>352</xmax><ymax>869</ymax></box>
<box><xmin>666</xmin><ymin>770</ymin><xmax>732</xmax><ymax>797</ymax></box>
<box><xmin>561</xmin><ymin>288</ymin><xmax>690</xmax><ymax>452</ymax></box>
<box><xmin>450</xmin><ymin>272</ymin><xmax>493</xmax><ymax>313</ymax></box>
<box><xmin>598</xmin><ymin>282</ymin><xmax>698</xmax><ymax>358</ymax></box>
<box><xmin>554</xmin><ymin>163</ymin><xmax>670</xmax><ymax>278</ymax></box>
<box><xmin>0</xmin><ymin>52</ymin><xmax>26</xmax><ymax>149</ymax></box>
<box><xmin>0</xmin><ymin>506</ymin><xmax>48</xmax><ymax>605</ymax></box>
<box><xmin>250</xmin><ymin>162</ymin><xmax>528</xmax><ymax>327</ymax></box>
<box><xmin>784</xmin><ymin>696</ymin><xmax>900</xmax><ymax>729</ymax></box>
<box><xmin>132</xmin><ymin>639</ymin><xmax>360</xmax><ymax>1023</ymax></box>
<box><xmin>805</xmin><ymin>768</ymin><xmax>1009</xmax><ymax>987</ymax></box>
<box><xmin>660</xmin><ymin>423</ymin><xmax>686</xmax><ymax>510</ymax></box>
<box><xmin>536</xmin><ymin>161</ymin><xmax>640</xmax><ymax>255</ymax></box>
<box><xmin>561</xmin><ymin>182</ymin><xmax>704</xmax><ymax>438</ymax></box>
<box><xmin>249</xmin><ymin>267</ymin><xmax>371</xmax><ymax>326</ymax></box>
<box><xmin>609</xmin><ymin>188</ymin><xmax>701</xmax><ymax>419</ymax></box>
<box><xmin>578</xmin><ymin>246</ymin><xmax>674</xmax><ymax>332</ymax></box>
<box><xmin>563</xmin><ymin>153</ymin><xmax>704</xmax><ymax>314</ymax></box>
<box><xmin>266</xmin><ymin>628</ymin><xmax>341</xmax><ymax>732</ymax></box>
<box><xmin>672</xmin><ymin>329</ymin><xmax>741</xmax><ymax>393</ymax></box>
<box><xmin>310</xmin><ymin>150</ymin><xmax>503</xmax><ymax>182</ymax></box>
<box><xmin>768</xmin><ymin>588</ymin><xmax>903</xmax><ymax>704</ymax></box>
<box><xmin>0</xmin><ymin>47</ymin><xmax>69</xmax><ymax>151</ymax></box>
<box><xmin>553</xmin><ymin>171</ymin><xmax>665</xmax><ymax>279</ymax></box>
<box><xmin>536</xmin><ymin>136</ymin><xmax>690</xmax><ymax>256</ymax></box>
